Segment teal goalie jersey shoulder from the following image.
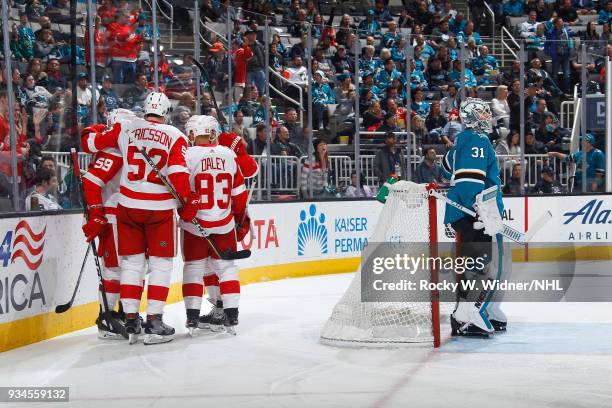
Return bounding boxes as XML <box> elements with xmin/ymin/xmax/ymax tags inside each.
<box><xmin>441</xmin><ymin>128</ymin><xmax>504</xmax><ymax>225</ymax></box>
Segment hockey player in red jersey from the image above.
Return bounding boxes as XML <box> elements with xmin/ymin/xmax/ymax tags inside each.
<box><xmin>81</xmin><ymin>108</ymin><xmax>134</xmax><ymax>340</ymax></box>
<box><xmin>81</xmin><ymin>92</ymin><xmax>199</xmax><ymax>345</ymax></box>
<box><xmin>197</xmin><ymin>129</ymin><xmax>258</xmax><ymax>330</ymax></box>
<box><xmin>181</xmin><ymin>115</ymin><xmax>250</xmax><ymax>335</ymax></box>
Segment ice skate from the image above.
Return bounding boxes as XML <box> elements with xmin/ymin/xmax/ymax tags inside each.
<box><xmin>223</xmin><ymin>308</ymin><xmax>239</xmax><ymax>336</ymax></box>
<box><xmin>96</xmin><ymin>309</ymin><xmax>128</xmax><ymax>340</ymax></box>
<box><xmin>125</xmin><ymin>313</ymin><xmax>142</xmax><ymax>345</ymax></box>
<box><xmin>451</xmin><ymin>301</ymin><xmax>494</xmax><ymax>338</ymax></box>
<box><xmin>198</xmin><ymin>300</ymin><xmax>225</xmax><ymax>332</ymax></box>
<box><xmin>185</xmin><ymin>309</ymin><xmax>200</xmax><ymax>337</ymax></box>
<box><xmin>143</xmin><ymin>314</ymin><xmax>175</xmax><ymax>345</ymax></box>
<box><xmin>487</xmin><ymin>302</ymin><xmax>508</xmax><ymax>332</ymax></box>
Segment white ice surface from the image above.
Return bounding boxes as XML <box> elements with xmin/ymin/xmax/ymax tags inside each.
<box><xmin>2</xmin><ymin>263</ymin><xmax>612</xmax><ymax>408</ymax></box>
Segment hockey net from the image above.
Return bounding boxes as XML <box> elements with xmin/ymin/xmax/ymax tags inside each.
<box><xmin>320</xmin><ymin>181</ymin><xmax>451</xmax><ymax>347</ymax></box>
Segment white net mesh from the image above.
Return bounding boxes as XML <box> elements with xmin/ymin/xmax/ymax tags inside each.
<box><xmin>321</xmin><ymin>181</ymin><xmax>449</xmax><ymax>347</ymax></box>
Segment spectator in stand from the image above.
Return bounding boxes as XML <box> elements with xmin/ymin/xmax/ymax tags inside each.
<box><xmin>520</xmin><ymin>11</ymin><xmax>540</xmax><ymax>39</ymax></box>
<box><xmin>165</xmin><ymin>65</ymin><xmax>196</xmax><ymax>100</ymax></box>
<box><xmin>507</xmin><ymin>79</ymin><xmax>523</xmax><ymax>131</ymax></box>
<box><xmin>344</xmin><ymin>171</ymin><xmax>373</xmax><ymax>198</ymax></box>
<box><xmin>503</xmin><ymin>0</ymin><xmax>525</xmax><ymax>17</ymax></box>
<box><xmin>25</xmin><ymin>167</ymin><xmax>61</xmax><ymax>211</ymax></box>
<box><xmin>531</xmin><ymin>166</ymin><xmax>564</xmax><ymax>194</ymax></box>
<box><xmin>457</xmin><ymin>21</ymin><xmax>482</xmax><ymax>46</ymax></box>
<box><xmin>549</xmin><ymin>133</ymin><xmax>605</xmax><ymax>192</ymax></box>
<box><xmin>171</xmin><ymin>106</ymin><xmax>191</xmax><ymax>135</ymax></box>
<box><xmin>312</xmin><ymin>70</ymin><xmax>335</xmax><ymax>130</ymax></box>
<box><xmin>502</xmin><ymin>163</ymin><xmax>524</xmax><ymax>194</ymax></box>
<box><xmin>531</xmin><ymin>99</ymin><xmax>552</xmax><ymax>128</ymax></box>
<box><xmin>245</xmin><ymin>28</ymin><xmax>266</xmax><ymax>95</ymax></box>
<box><xmin>75</xmin><ymin>73</ymin><xmax>92</xmax><ymax>122</ymax></box>
<box><xmin>557</xmin><ymin>0</ymin><xmax>579</xmax><ymax>25</ymax></box>
<box><xmin>545</xmin><ymin>18</ymin><xmax>573</xmax><ymax>93</ymax></box>
<box><xmin>528</xmin><ymin>0</ymin><xmax>555</xmax><ymax>21</ymax></box>
<box><xmin>269</xmin><ymin>42</ymin><xmax>284</xmax><ymax>72</ymax></box>
<box><xmin>375</xmin><ymin>58</ymin><xmax>402</xmax><ymax>91</ymax></box>
<box><xmin>495</xmin><ymin>130</ymin><xmax>522</xmax><ymax>174</ymax></box>
<box><xmin>98</xmin><ymin>75</ymin><xmax>121</xmax><ymax>112</ymax></box>
<box><xmin>374</xmin><ymin>132</ymin><xmax>406</xmax><ymax>183</ymax></box>
<box><xmin>491</xmin><ymin>85</ymin><xmax>511</xmax><ymax>129</ymax></box>
<box><xmin>440</xmin><ymin>84</ymin><xmax>460</xmax><ymax>117</ymax></box>
<box><xmin>448</xmin><ymin>59</ymin><xmax>477</xmax><ymax>89</ymax></box>
<box><xmin>237</xmin><ymin>85</ymin><xmax>260</xmax><ymax>117</ymax></box>
<box><xmin>43</xmin><ymin>58</ymin><xmax>65</xmax><ymax>91</ymax></box>
<box><xmin>525</xmin><ymin>130</ymin><xmax>548</xmax><ymax>154</ymax></box>
<box><xmin>284</xmin><ymin>108</ymin><xmax>306</xmax><ymax>153</ymax></box>
<box><xmin>300</xmin><ymin>139</ymin><xmax>334</xmax><ymax>198</ymax></box>
<box><xmin>411</xmin><ymin>89</ymin><xmax>431</xmax><ymax>118</ymax></box>
<box><xmin>205</xmin><ymin>42</ymin><xmax>228</xmax><ymax>94</ymax></box>
<box><xmin>134</xmin><ymin>12</ymin><xmax>160</xmax><ymax>42</ymax></box>
<box><xmin>376</xmin><ymin>112</ymin><xmax>401</xmax><ymax>140</ymax></box>
<box><xmin>414</xmin><ymin>147</ymin><xmax>443</xmax><ymax>184</ymax></box>
<box><xmin>570</xmin><ymin>45</ymin><xmax>599</xmax><ymax>85</ymax></box>
<box><xmin>440</xmin><ymin>108</ymin><xmax>463</xmax><ymax>147</ymax></box>
<box><xmin>358</xmin><ymin>10</ymin><xmax>382</xmax><ymax>38</ymax></box>
<box><xmin>363</xmin><ymin>100</ymin><xmax>384</xmax><ymax>130</ymax></box>
<box><xmin>123</xmin><ymin>73</ymin><xmax>149</xmax><ymax>107</ymax></box>
<box><xmin>253</xmin><ymin>97</ymin><xmax>280</xmax><ymax>127</ymax></box>
<box><xmin>425</xmin><ymin>101</ymin><xmax>447</xmax><ymax>141</ymax></box>
<box><xmin>283</xmin><ymin>0</ymin><xmax>301</xmax><ymax>27</ymax></box>
<box><xmin>34</xmin><ymin>29</ymin><xmax>57</xmax><ymax>62</ymax></box>
<box><xmin>107</xmin><ymin>12</ymin><xmax>142</xmax><ymax>84</ymax></box>
<box><xmin>528</xmin><ymin>58</ymin><xmax>564</xmax><ymax>98</ymax></box>
<box><xmin>382</xmin><ymin>21</ymin><xmax>401</xmax><ymax>49</ymax></box>
<box><xmin>472</xmin><ymin>45</ymin><xmax>498</xmax><ymax>75</ymax></box>
<box><xmin>247</xmin><ymin>123</ymin><xmax>268</xmax><ymax>156</ymax></box>
<box><xmin>332</xmin><ymin>45</ymin><xmax>352</xmax><ymax>74</ymax></box>
<box><xmin>431</xmin><ymin>20</ymin><xmax>454</xmax><ymax>51</ymax></box>
<box><xmin>26</xmin><ymin>0</ymin><xmax>45</xmax><ymax>21</ymax></box>
<box><xmin>536</xmin><ymin>112</ymin><xmax>564</xmax><ymax>151</ymax></box>
<box><xmin>372</xmin><ymin>0</ymin><xmax>394</xmax><ymax>25</ymax></box>
<box><xmin>599</xmin><ymin>1</ymin><xmax>612</xmax><ymax>24</ymax></box>
<box><xmin>449</xmin><ymin>12</ymin><xmax>466</xmax><ymax>35</ymax></box>
<box><xmin>98</xmin><ymin>0</ymin><xmax>117</xmax><ymax>26</ymax></box>
<box><xmin>232</xmin><ymin>37</ymin><xmax>253</xmax><ymax>103</ymax></box>
<box><xmin>272</xmin><ymin>126</ymin><xmax>304</xmax><ymax>158</ymax></box>
<box><xmin>27</xmin><ymin>58</ymin><xmax>46</xmax><ymax>84</ymax></box>
<box><xmin>34</xmin><ymin>16</ymin><xmax>67</xmax><ymax>43</ymax></box>
<box><xmin>427</xmin><ymin>57</ymin><xmax>450</xmax><ymax>91</ymax></box>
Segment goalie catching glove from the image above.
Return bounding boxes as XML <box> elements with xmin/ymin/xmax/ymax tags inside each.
<box><xmin>473</xmin><ymin>185</ymin><xmax>503</xmax><ymax>237</ymax></box>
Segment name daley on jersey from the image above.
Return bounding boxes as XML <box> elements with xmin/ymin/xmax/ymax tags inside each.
<box><xmin>201</xmin><ymin>157</ymin><xmax>226</xmax><ymax>171</ymax></box>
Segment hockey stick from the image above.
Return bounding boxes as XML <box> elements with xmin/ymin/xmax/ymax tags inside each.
<box><xmin>134</xmin><ymin>145</ymin><xmax>251</xmax><ymax>260</ymax></box>
<box><xmin>55</xmin><ymin>243</ymin><xmax>91</xmax><ymax>313</ymax></box>
<box><xmin>190</xmin><ymin>58</ymin><xmax>227</xmax><ymax>126</ymax></box>
<box><xmin>61</xmin><ymin>149</ymin><xmax>123</xmax><ymax>332</ymax></box>
<box><xmin>429</xmin><ymin>189</ymin><xmax>552</xmax><ymax>244</ymax></box>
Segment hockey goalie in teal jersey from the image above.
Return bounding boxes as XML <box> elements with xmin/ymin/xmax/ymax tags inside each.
<box><xmin>440</xmin><ymin>98</ymin><xmax>509</xmax><ymax>337</ymax></box>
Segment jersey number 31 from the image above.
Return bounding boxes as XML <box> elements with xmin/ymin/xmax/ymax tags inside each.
<box><xmin>471</xmin><ymin>147</ymin><xmax>484</xmax><ymax>158</ymax></box>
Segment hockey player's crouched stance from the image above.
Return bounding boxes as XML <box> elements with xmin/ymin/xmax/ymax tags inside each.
<box><xmin>180</xmin><ymin>115</ymin><xmax>249</xmax><ymax>336</ymax></box>
<box><xmin>441</xmin><ymin>98</ymin><xmax>508</xmax><ymax>338</ymax></box>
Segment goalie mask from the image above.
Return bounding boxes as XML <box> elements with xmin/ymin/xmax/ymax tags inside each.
<box><xmin>107</xmin><ymin>108</ymin><xmax>136</xmax><ymax>129</ymax></box>
<box><xmin>459</xmin><ymin>98</ymin><xmax>492</xmax><ymax>134</ymax></box>
<box><xmin>185</xmin><ymin>115</ymin><xmax>220</xmax><ymax>145</ymax></box>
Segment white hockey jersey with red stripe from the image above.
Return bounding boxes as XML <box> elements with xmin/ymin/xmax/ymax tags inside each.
<box><xmin>180</xmin><ymin>143</ymin><xmax>248</xmax><ymax>236</ymax></box>
<box><xmin>82</xmin><ymin>147</ymin><xmax>122</xmax><ymax>224</ymax></box>
<box><xmin>81</xmin><ymin>117</ymin><xmax>190</xmax><ymax>210</ymax></box>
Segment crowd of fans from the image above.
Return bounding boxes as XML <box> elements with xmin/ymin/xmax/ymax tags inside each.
<box><xmin>0</xmin><ymin>0</ymin><xmax>609</xmax><ymax>210</ymax></box>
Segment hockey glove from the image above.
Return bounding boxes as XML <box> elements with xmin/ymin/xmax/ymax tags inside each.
<box><xmin>235</xmin><ymin>214</ymin><xmax>251</xmax><ymax>242</ymax></box>
<box><xmin>179</xmin><ymin>192</ymin><xmax>201</xmax><ymax>222</ymax></box>
<box><xmin>82</xmin><ymin>208</ymin><xmax>109</xmax><ymax>242</ymax></box>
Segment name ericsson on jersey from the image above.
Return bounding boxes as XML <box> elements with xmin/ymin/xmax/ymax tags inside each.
<box><xmin>131</xmin><ymin>127</ymin><xmax>172</xmax><ymax>149</ymax></box>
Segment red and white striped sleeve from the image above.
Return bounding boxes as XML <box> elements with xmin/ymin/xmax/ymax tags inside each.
<box><xmin>82</xmin><ymin>149</ymin><xmax>123</xmax><ymax>213</ymax></box>
<box><xmin>167</xmin><ymin>136</ymin><xmax>191</xmax><ymax>199</ymax></box>
<box><xmin>231</xmin><ymin>161</ymin><xmax>248</xmax><ymax>222</ymax></box>
<box><xmin>81</xmin><ymin>122</ymin><xmax>121</xmax><ymax>154</ymax></box>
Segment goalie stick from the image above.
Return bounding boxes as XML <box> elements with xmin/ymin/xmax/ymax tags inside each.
<box><xmin>134</xmin><ymin>145</ymin><xmax>251</xmax><ymax>260</ymax></box>
<box><xmin>429</xmin><ymin>189</ymin><xmax>552</xmax><ymax>244</ymax></box>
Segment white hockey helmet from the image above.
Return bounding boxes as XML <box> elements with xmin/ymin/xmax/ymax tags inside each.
<box><xmin>185</xmin><ymin>115</ymin><xmax>221</xmax><ymax>144</ymax></box>
<box><xmin>459</xmin><ymin>98</ymin><xmax>492</xmax><ymax>133</ymax></box>
<box><xmin>107</xmin><ymin>108</ymin><xmax>136</xmax><ymax>128</ymax></box>
<box><xmin>143</xmin><ymin>91</ymin><xmax>171</xmax><ymax>118</ymax></box>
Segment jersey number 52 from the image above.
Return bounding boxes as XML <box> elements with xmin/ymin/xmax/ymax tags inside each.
<box><xmin>126</xmin><ymin>146</ymin><xmax>168</xmax><ymax>184</ymax></box>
